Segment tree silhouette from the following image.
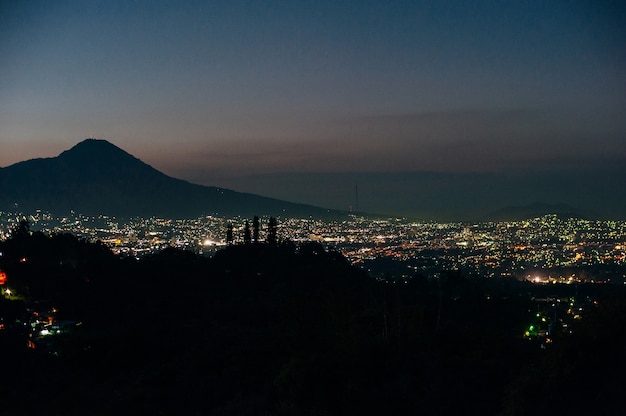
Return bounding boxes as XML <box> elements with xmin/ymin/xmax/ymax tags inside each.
<box><xmin>267</xmin><ymin>217</ymin><xmax>278</xmax><ymax>246</ymax></box>
<box><xmin>253</xmin><ymin>216</ymin><xmax>260</xmax><ymax>243</ymax></box>
<box><xmin>11</xmin><ymin>219</ymin><xmax>30</xmax><ymax>239</ymax></box>
<box><xmin>243</xmin><ymin>220</ymin><xmax>252</xmax><ymax>245</ymax></box>
<box><xmin>226</xmin><ymin>223</ymin><xmax>233</xmax><ymax>245</ymax></box>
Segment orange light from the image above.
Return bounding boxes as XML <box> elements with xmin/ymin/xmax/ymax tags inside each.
<box><xmin>0</xmin><ymin>270</ymin><xmax>6</xmax><ymax>285</ymax></box>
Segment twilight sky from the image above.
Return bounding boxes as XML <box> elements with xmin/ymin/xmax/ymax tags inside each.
<box><xmin>1</xmin><ymin>1</ymin><xmax>625</xmax><ymax>216</ymax></box>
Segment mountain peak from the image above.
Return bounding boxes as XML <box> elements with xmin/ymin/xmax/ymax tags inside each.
<box><xmin>59</xmin><ymin>138</ymin><xmax>131</xmax><ymax>160</ymax></box>
<box><xmin>56</xmin><ymin>138</ymin><xmax>151</xmax><ymax>173</ymax></box>
<box><xmin>71</xmin><ymin>138</ymin><xmax>117</xmax><ymax>149</ymax></box>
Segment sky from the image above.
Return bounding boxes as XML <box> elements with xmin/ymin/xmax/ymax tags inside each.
<box><xmin>1</xmin><ymin>1</ymin><xmax>625</xmax><ymax>217</ymax></box>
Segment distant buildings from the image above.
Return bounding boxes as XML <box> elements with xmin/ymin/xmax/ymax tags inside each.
<box><xmin>1</xmin><ymin>211</ymin><xmax>624</xmax><ymax>283</ymax></box>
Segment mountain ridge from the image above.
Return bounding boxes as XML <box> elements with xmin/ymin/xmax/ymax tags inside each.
<box><xmin>0</xmin><ymin>139</ymin><xmax>342</xmax><ymax>219</ymax></box>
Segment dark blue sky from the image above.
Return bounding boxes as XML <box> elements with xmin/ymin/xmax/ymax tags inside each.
<box><xmin>1</xmin><ymin>1</ymin><xmax>625</xmax><ymax>216</ymax></box>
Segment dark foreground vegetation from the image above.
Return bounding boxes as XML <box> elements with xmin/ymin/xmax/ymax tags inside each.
<box><xmin>1</xmin><ymin>225</ymin><xmax>625</xmax><ymax>415</ymax></box>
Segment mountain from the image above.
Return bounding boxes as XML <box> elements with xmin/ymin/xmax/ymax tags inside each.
<box><xmin>0</xmin><ymin>139</ymin><xmax>342</xmax><ymax>218</ymax></box>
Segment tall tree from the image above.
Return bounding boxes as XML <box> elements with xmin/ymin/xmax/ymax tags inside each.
<box><xmin>267</xmin><ymin>217</ymin><xmax>278</xmax><ymax>246</ymax></box>
<box><xmin>226</xmin><ymin>223</ymin><xmax>233</xmax><ymax>245</ymax></box>
<box><xmin>252</xmin><ymin>216</ymin><xmax>260</xmax><ymax>243</ymax></box>
<box><xmin>243</xmin><ymin>220</ymin><xmax>252</xmax><ymax>245</ymax></box>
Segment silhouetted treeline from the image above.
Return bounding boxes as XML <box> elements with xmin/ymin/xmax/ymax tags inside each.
<box><xmin>1</xmin><ymin>226</ymin><xmax>625</xmax><ymax>415</ymax></box>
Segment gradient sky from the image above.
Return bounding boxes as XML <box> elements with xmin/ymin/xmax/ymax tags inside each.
<box><xmin>1</xmin><ymin>1</ymin><xmax>625</xmax><ymax>215</ymax></box>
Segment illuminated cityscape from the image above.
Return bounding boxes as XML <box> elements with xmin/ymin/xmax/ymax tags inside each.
<box><xmin>2</xmin><ymin>210</ymin><xmax>624</xmax><ymax>282</ymax></box>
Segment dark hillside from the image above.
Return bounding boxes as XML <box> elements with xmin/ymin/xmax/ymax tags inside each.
<box><xmin>1</xmin><ymin>229</ymin><xmax>625</xmax><ymax>415</ymax></box>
